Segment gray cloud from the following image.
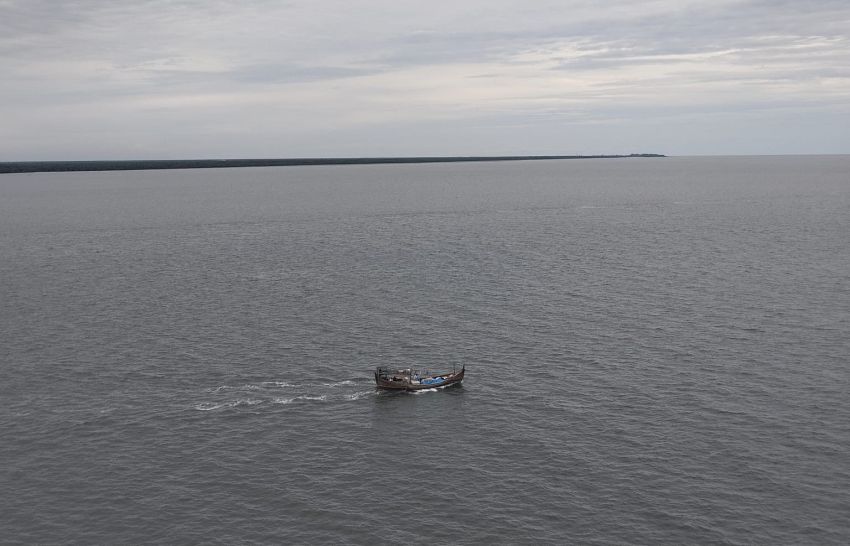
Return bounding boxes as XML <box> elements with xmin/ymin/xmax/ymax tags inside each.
<box><xmin>1</xmin><ymin>0</ymin><xmax>848</xmax><ymax>159</ymax></box>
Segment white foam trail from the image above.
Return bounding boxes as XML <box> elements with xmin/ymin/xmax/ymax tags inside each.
<box><xmin>260</xmin><ymin>381</ymin><xmax>295</xmax><ymax>388</ymax></box>
<box><xmin>297</xmin><ymin>395</ymin><xmax>327</xmax><ymax>402</ymax></box>
<box><xmin>195</xmin><ymin>402</ymin><xmax>226</xmax><ymax>411</ymax></box>
<box><xmin>412</xmin><ymin>388</ymin><xmax>439</xmax><ymax>395</ymax></box>
<box><xmin>345</xmin><ymin>391</ymin><xmax>373</xmax><ymax>401</ymax></box>
<box><xmin>411</xmin><ymin>383</ymin><xmax>456</xmax><ymax>394</ymax></box>
<box><xmin>234</xmin><ymin>399</ymin><xmax>263</xmax><ymax>406</ymax></box>
<box><xmin>323</xmin><ymin>380</ymin><xmax>356</xmax><ymax>387</ymax></box>
<box><xmin>194</xmin><ymin>398</ymin><xmax>264</xmax><ymax>411</ymax></box>
<box><xmin>210</xmin><ymin>381</ymin><xmax>296</xmax><ymax>393</ymax></box>
<box><xmin>208</xmin><ymin>384</ymin><xmax>261</xmax><ymax>392</ymax></box>
<box><xmin>272</xmin><ymin>395</ymin><xmax>328</xmax><ymax>404</ymax></box>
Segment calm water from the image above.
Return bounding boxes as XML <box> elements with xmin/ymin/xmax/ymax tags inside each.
<box><xmin>1</xmin><ymin>156</ymin><xmax>849</xmax><ymax>544</ymax></box>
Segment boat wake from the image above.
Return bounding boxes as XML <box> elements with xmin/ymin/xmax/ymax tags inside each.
<box><xmin>194</xmin><ymin>399</ymin><xmax>263</xmax><ymax>411</ymax></box>
<box><xmin>193</xmin><ymin>378</ymin><xmax>375</xmax><ymax>411</ymax></box>
<box><xmin>270</xmin><ymin>394</ymin><xmax>327</xmax><ymax>405</ymax></box>
<box><xmin>410</xmin><ymin>383</ymin><xmax>458</xmax><ymax>394</ymax></box>
<box><xmin>323</xmin><ymin>380</ymin><xmax>357</xmax><ymax>387</ymax></box>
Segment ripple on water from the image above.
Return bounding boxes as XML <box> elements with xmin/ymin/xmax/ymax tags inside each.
<box><xmin>4</xmin><ymin>157</ymin><xmax>849</xmax><ymax>545</ymax></box>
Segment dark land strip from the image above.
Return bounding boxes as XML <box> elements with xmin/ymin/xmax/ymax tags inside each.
<box><xmin>0</xmin><ymin>154</ymin><xmax>664</xmax><ymax>174</ymax></box>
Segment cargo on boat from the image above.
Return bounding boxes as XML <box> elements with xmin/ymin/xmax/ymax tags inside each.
<box><xmin>374</xmin><ymin>365</ymin><xmax>465</xmax><ymax>391</ymax></box>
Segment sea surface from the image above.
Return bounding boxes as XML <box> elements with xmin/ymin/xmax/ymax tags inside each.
<box><xmin>1</xmin><ymin>156</ymin><xmax>848</xmax><ymax>544</ymax></box>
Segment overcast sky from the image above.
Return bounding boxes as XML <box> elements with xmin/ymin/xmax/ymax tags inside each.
<box><xmin>2</xmin><ymin>0</ymin><xmax>849</xmax><ymax>159</ymax></box>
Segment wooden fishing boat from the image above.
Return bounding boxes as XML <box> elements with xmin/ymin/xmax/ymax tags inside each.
<box><xmin>374</xmin><ymin>365</ymin><xmax>465</xmax><ymax>391</ymax></box>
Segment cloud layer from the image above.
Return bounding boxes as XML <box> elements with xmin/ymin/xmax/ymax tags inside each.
<box><xmin>2</xmin><ymin>0</ymin><xmax>849</xmax><ymax>158</ymax></box>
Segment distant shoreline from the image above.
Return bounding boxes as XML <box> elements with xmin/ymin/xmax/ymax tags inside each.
<box><xmin>0</xmin><ymin>154</ymin><xmax>664</xmax><ymax>174</ymax></box>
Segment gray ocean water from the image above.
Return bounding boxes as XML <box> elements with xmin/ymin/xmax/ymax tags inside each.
<box><xmin>1</xmin><ymin>156</ymin><xmax>849</xmax><ymax>544</ymax></box>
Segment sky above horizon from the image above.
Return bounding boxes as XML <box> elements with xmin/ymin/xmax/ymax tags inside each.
<box><xmin>2</xmin><ymin>0</ymin><xmax>849</xmax><ymax>160</ymax></box>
